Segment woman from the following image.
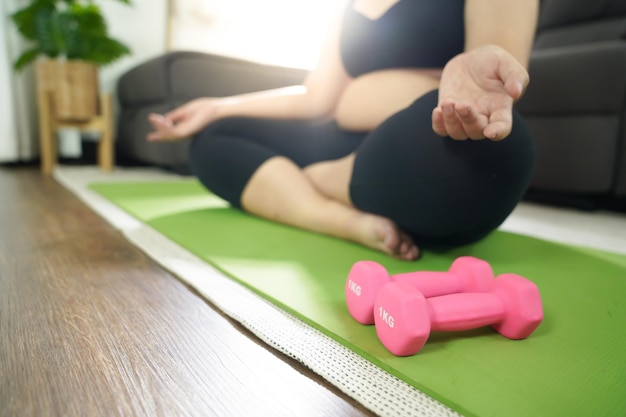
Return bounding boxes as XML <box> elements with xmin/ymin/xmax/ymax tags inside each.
<box><xmin>147</xmin><ymin>0</ymin><xmax>539</xmax><ymax>261</ymax></box>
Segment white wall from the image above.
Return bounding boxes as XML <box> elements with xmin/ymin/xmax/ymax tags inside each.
<box><xmin>0</xmin><ymin>14</ymin><xmax>19</xmax><ymax>161</ymax></box>
<box><xmin>169</xmin><ymin>0</ymin><xmax>335</xmax><ymax>69</ymax></box>
<box><xmin>1</xmin><ymin>0</ymin><xmax>37</xmax><ymax>161</ymax></box>
<box><xmin>99</xmin><ymin>0</ymin><xmax>169</xmax><ymax>94</ymax></box>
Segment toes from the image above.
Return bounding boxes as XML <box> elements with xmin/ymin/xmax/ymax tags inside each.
<box><xmin>404</xmin><ymin>244</ymin><xmax>420</xmax><ymax>261</ymax></box>
<box><xmin>367</xmin><ymin>216</ymin><xmax>420</xmax><ymax>261</ymax></box>
<box><xmin>399</xmin><ymin>238</ymin><xmax>420</xmax><ymax>261</ymax></box>
<box><xmin>392</xmin><ymin>231</ymin><xmax>420</xmax><ymax>261</ymax></box>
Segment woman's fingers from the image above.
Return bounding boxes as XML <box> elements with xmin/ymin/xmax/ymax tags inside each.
<box><xmin>432</xmin><ymin>101</ymin><xmax>490</xmax><ymax>140</ymax></box>
<box><xmin>432</xmin><ymin>107</ymin><xmax>447</xmax><ymax>137</ymax></box>
<box><xmin>433</xmin><ymin>104</ymin><xmax>467</xmax><ymax>140</ymax></box>
<box><xmin>497</xmin><ymin>55</ymin><xmax>529</xmax><ymax>101</ymax></box>
<box><xmin>454</xmin><ymin>103</ymin><xmax>488</xmax><ymax>140</ymax></box>
<box><xmin>484</xmin><ymin>107</ymin><xmax>513</xmax><ymax>141</ymax></box>
<box><xmin>147</xmin><ymin>113</ymin><xmax>180</xmax><ymax>141</ymax></box>
<box><xmin>148</xmin><ymin>113</ymin><xmax>173</xmax><ymax>128</ymax></box>
<box><xmin>441</xmin><ymin>102</ymin><xmax>468</xmax><ymax>140</ymax></box>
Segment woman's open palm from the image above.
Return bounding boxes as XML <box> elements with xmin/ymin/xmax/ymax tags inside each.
<box><xmin>432</xmin><ymin>45</ymin><xmax>529</xmax><ymax>141</ymax></box>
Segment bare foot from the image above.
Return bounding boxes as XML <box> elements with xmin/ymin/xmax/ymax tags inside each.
<box><xmin>350</xmin><ymin>213</ymin><xmax>420</xmax><ymax>261</ymax></box>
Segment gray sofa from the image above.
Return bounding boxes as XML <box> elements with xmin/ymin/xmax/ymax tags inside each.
<box><xmin>115</xmin><ymin>0</ymin><xmax>626</xmax><ymax>209</ymax></box>
<box><xmin>115</xmin><ymin>53</ymin><xmax>306</xmax><ymax>173</ymax></box>
<box><xmin>516</xmin><ymin>0</ymin><xmax>626</xmax><ymax>209</ymax></box>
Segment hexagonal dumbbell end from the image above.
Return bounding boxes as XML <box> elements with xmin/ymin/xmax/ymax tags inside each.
<box><xmin>346</xmin><ymin>256</ymin><xmax>495</xmax><ymax>325</ymax></box>
<box><xmin>490</xmin><ymin>273</ymin><xmax>544</xmax><ymax>339</ymax></box>
<box><xmin>373</xmin><ymin>281</ymin><xmax>432</xmax><ymax>356</ymax></box>
<box><xmin>345</xmin><ymin>261</ymin><xmax>391</xmax><ymax>324</ymax></box>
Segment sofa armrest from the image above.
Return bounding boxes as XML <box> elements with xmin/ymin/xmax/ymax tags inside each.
<box><xmin>517</xmin><ymin>41</ymin><xmax>626</xmax><ymax>115</ymax></box>
<box><xmin>117</xmin><ymin>51</ymin><xmax>307</xmax><ymax>108</ymax></box>
<box><xmin>165</xmin><ymin>53</ymin><xmax>307</xmax><ymax>99</ymax></box>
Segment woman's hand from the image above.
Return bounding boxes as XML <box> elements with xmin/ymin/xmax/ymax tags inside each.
<box><xmin>147</xmin><ymin>98</ymin><xmax>219</xmax><ymax>142</ymax></box>
<box><xmin>432</xmin><ymin>45</ymin><xmax>529</xmax><ymax>141</ymax></box>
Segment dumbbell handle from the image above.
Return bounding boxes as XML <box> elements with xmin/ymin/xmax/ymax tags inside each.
<box><xmin>426</xmin><ymin>292</ymin><xmax>504</xmax><ymax>332</ymax></box>
<box><xmin>391</xmin><ymin>271</ymin><xmax>470</xmax><ymax>298</ymax></box>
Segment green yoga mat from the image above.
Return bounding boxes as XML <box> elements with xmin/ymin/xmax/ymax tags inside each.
<box><xmin>90</xmin><ymin>179</ymin><xmax>626</xmax><ymax>417</ymax></box>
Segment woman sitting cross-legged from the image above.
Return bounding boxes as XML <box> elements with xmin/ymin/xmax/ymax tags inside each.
<box><xmin>147</xmin><ymin>0</ymin><xmax>539</xmax><ymax>261</ymax></box>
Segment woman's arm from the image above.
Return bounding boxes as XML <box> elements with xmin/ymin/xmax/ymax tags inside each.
<box><xmin>431</xmin><ymin>0</ymin><xmax>539</xmax><ymax>141</ymax></box>
<box><xmin>147</xmin><ymin>1</ymin><xmax>351</xmax><ymax>141</ymax></box>
<box><xmin>464</xmin><ymin>0</ymin><xmax>539</xmax><ymax>68</ymax></box>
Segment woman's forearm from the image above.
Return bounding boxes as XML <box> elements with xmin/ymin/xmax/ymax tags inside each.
<box><xmin>464</xmin><ymin>0</ymin><xmax>539</xmax><ymax>68</ymax></box>
<box><xmin>212</xmin><ymin>84</ymin><xmax>338</xmax><ymax>122</ymax></box>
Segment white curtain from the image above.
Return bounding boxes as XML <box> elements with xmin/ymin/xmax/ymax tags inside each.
<box><xmin>0</xmin><ymin>0</ymin><xmax>37</xmax><ymax>163</ymax></box>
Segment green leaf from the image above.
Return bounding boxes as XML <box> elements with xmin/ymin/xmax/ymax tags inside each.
<box><xmin>72</xmin><ymin>35</ymin><xmax>131</xmax><ymax>65</ymax></box>
<box><xmin>70</xmin><ymin>3</ymin><xmax>108</xmax><ymax>37</ymax></box>
<box><xmin>34</xmin><ymin>7</ymin><xmax>67</xmax><ymax>57</ymax></box>
<box><xmin>9</xmin><ymin>0</ymin><xmax>133</xmax><ymax>69</ymax></box>
<box><xmin>10</xmin><ymin>2</ymin><xmax>55</xmax><ymax>41</ymax></box>
<box><xmin>13</xmin><ymin>48</ymin><xmax>41</xmax><ymax>71</ymax></box>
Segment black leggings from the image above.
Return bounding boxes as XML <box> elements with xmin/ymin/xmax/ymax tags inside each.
<box><xmin>189</xmin><ymin>90</ymin><xmax>535</xmax><ymax>248</ymax></box>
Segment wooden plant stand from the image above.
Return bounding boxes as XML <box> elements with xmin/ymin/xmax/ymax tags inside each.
<box><xmin>35</xmin><ymin>60</ymin><xmax>114</xmax><ymax>175</ymax></box>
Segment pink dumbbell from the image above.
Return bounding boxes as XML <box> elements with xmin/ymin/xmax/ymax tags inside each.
<box><xmin>346</xmin><ymin>256</ymin><xmax>494</xmax><ymax>325</ymax></box>
<box><xmin>374</xmin><ymin>273</ymin><xmax>544</xmax><ymax>356</ymax></box>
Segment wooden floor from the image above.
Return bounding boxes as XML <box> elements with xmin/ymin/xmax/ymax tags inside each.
<box><xmin>0</xmin><ymin>166</ymin><xmax>373</xmax><ymax>417</ymax></box>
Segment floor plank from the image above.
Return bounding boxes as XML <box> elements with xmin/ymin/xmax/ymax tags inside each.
<box><xmin>0</xmin><ymin>166</ymin><xmax>372</xmax><ymax>417</ymax></box>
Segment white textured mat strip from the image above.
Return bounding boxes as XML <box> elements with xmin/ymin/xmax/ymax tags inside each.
<box><xmin>54</xmin><ymin>166</ymin><xmax>179</xmax><ymax>231</ymax></box>
<box><xmin>55</xmin><ymin>166</ymin><xmax>459</xmax><ymax>417</ymax></box>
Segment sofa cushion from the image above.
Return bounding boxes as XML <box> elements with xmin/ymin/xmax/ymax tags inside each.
<box><xmin>538</xmin><ymin>0</ymin><xmax>626</xmax><ymax>30</ymax></box>
<box><xmin>517</xmin><ymin>41</ymin><xmax>626</xmax><ymax>115</ymax></box>
<box><xmin>526</xmin><ymin>115</ymin><xmax>620</xmax><ymax>194</ymax></box>
<box><xmin>535</xmin><ymin>17</ymin><xmax>626</xmax><ymax>48</ymax></box>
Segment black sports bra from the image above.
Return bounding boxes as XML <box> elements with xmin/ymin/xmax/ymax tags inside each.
<box><xmin>340</xmin><ymin>0</ymin><xmax>465</xmax><ymax>77</ymax></box>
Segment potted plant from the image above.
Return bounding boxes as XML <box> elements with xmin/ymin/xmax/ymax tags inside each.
<box><xmin>10</xmin><ymin>0</ymin><xmax>132</xmax><ymax>121</ymax></box>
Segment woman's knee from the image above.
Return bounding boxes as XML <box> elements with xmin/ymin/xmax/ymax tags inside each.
<box><xmin>350</xmin><ymin>90</ymin><xmax>535</xmax><ymax>247</ymax></box>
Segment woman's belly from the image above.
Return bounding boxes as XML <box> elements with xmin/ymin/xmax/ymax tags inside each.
<box><xmin>334</xmin><ymin>69</ymin><xmax>441</xmax><ymax>132</ymax></box>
